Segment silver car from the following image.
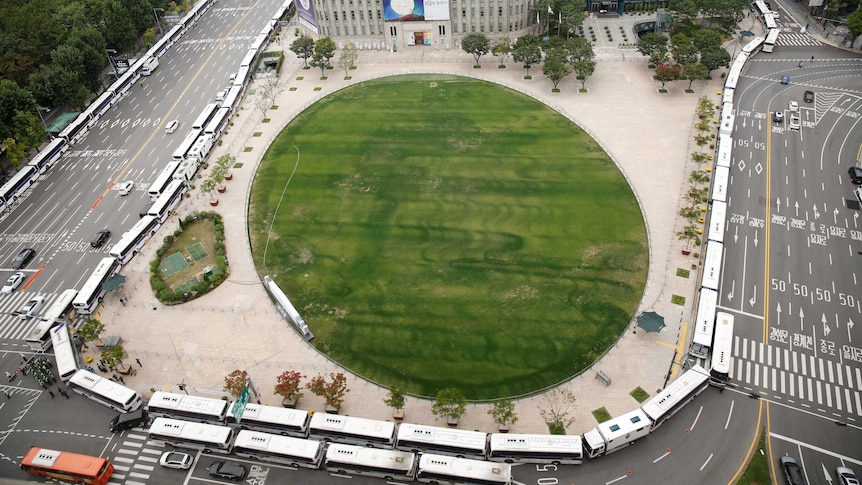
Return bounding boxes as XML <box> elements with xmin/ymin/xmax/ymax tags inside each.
<box><xmin>838</xmin><ymin>466</ymin><xmax>860</xmax><ymax>485</ymax></box>
<box><xmin>1</xmin><ymin>272</ymin><xmax>25</xmax><ymax>294</ymax></box>
<box><xmin>18</xmin><ymin>295</ymin><xmax>44</xmax><ymax>319</ymax></box>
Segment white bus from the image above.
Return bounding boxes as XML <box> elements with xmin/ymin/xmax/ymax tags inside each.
<box><xmin>488</xmin><ymin>433</ymin><xmax>583</xmax><ymax>465</ymax></box>
<box><xmin>68</xmin><ymin>369</ymin><xmax>142</xmax><ymax>413</ymax></box>
<box><xmin>308</xmin><ymin>413</ymin><xmax>397</xmax><ymax>448</ymax></box>
<box><xmin>26</xmin><ymin>319</ymin><xmax>61</xmax><ymax>352</ymax></box>
<box><xmin>228</xmin><ymin>403</ymin><xmax>310</xmax><ymax>437</ymax></box>
<box><xmin>50</xmin><ymin>324</ymin><xmax>81</xmax><ymax>383</ymax></box>
<box><xmin>690</xmin><ymin>288</ymin><xmax>718</xmax><ymax>359</ymax></box>
<box><xmin>72</xmin><ymin>257</ymin><xmax>119</xmax><ymax>315</ymax></box>
<box><xmin>763</xmin><ymin>12</ymin><xmax>777</xmax><ymax>30</ymax></box>
<box><xmin>221</xmin><ymin>85</ymin><xmax>242</xmax><ymax>111</ymax></box>
<box><xmin>191</xmin><ymin>103</ymin><xmax>220</xmax><ymax>130</ymax></box>
<box><xmin>0</xmin><ymin>165</ymin><xmax>39</xmax><ymax>211</ymax></box>
<box><xmin>707</xmin><ymin>200</ymin><xmax>726</xmax><ymax>244</ymax></box>
<box><xmin>416</xmin><ymin>453</ymin><xmax>511</xmax><ymax>485</ymax></box>
<box><xmin>741</xmin><ymin>36</ymin><xmax>765</xmax><ymax>56</ymax></box>
<box><xmin>203</xmin><ymin>106</ymin><xmax>231</xmax><ymax>137</ymax></box>
<box><xmin>641</xmin><ymin>364</ymin><xmax>710</xmax><ymax>430</ymax></box>
<box><xmin>172</xmin><ymin>129</ymin><xmax>202</xmax><ymax>161</ymax></box>
<box><xmin>233</xmin><ymin>430</ymin><xmax>323</xmax><ymax>468</ymax></box>
<box><xmin>762</xmin><ymin>28</ymin><xmax>779</xmax><ymax>53</ymax></box>
<box><xmin>700</xmin><ymin>241</ymin><xmax>723</xmax><ymax>292</ymax></box>
<box><xmin>25</xmin><ymin>289</ymin><xmax>77</xmax><ymax>351</ymax></box>
<box><xmin>109</xmin><ymin>215</ymin><xmax>160</xmax><ymax>265</ymax></box>
<box><xmin>709</xmin><ymin>312</ymin><xmax>735</xmax><ymax>387</ymax></box>
<box><xmin>147</xmin><ymin>391</ymin><xmax>229</xmax><ymax>424</ymax></box>
<box><xmin>147</xmin><ymin>418</ymin><xmax>234</xmax><ymax>454</ymax></box>
<box><xmin>716</xmin><ymin>135</ymin><xmax>733</xmax><ymax>169</ymax></box>
<box><xmin>395</xmin><ymin>424</ymin><xmax>488</xmax><ymax>459</ymax></box>
<box><xmin>28</xmin><ymin>138</ymin><xmax>68</xmax><ymax>173</ymax></box>
<box><xmin>324</xmin><ymin>443</ymin><xmax>417</xmax><ymax>481</ymax></box>
<box><xmin>147</xmin><ymin>162</ymin><xmax>180</xmax><ymax>201</ymax></box>
<box><xmin>147</xmin><ymin>179</ymin><xmax>186</xmax><ymax>223</ymax></box>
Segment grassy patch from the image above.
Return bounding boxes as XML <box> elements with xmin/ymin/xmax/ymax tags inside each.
<box><xmin>243</xmin><ymin>147</ymin><xmax>253</xmax><ymax>152</ymax></box>
<box><xmin>262</xmin><ymin>119</ymin><xmax>271</xmax><ymax>123</ymax></box>
<box><xmin>630</xmin><ymin>386</ymin><xmax>649</xmax><ymax>403</ymax></box>
<box><xmin>253</xmin><ymin>132</ymin><xmax>262</xmax><ymax>137</ymax></box>
<box><xmin>289</xmin><ymin>87</ymin><xmax>298</xmax><ymax>91</ymax></box>
<box><xmin>233</xmin><ymin>163</ymin><xmax>244</xmax><ymax>169</ymax></box>
<box><xmin>271</xmin><ymin>105</ymin><xmax>279</xmax><ymax>110</ymax></box>
<box><xmin>313</xmin><ymin>87</ymin><xmax>322</xmax><ymax>91</ymax></box>
<box><xmin>592</xmin><ymin>407</ymin><xmax>612</xmax><ymax>423</ymax></box>
<box><xmin>671</xmin><ymin>294</ymin><xmax>686</xmax><ymax>305</ymax></box>
<box><xmin>676</xmin><ymin>267</ymin><xmax>690</xmax><ymax>278</ymax></box>
<box><xmin>249</xmin><ymin>76</ymin><xmax>648</xmax><ymax>399</ymax></box>
<box><xmin>737</xmin><ymin>429</ymin><xmax>771</xmax><ymax>485</ymax></box>
<box><xmin>547</xmin><ymin>422</ymin><xmax>566</xmax><ymax>434</ymax></box>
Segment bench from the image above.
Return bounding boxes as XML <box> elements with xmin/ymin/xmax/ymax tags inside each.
<box><xmin>595</xmin><ymin>370</ymin><xmax>612</xmax><ymax>387</ymax></box>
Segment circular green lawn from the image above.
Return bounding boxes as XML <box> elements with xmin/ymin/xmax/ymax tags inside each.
<box><xmin>249</xmin><ymin>75</ymin><xmax>648</xmax><ymax>400</ymax></box>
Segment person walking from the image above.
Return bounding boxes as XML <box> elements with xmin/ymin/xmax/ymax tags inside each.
<box><xmin>136</xmin><ymin>358</ymin><xmax>142</xmax><ymax>367</ymax></box>
<box><xmin>48</xmin><ymin>390</ymin><xmax>55</xmax><ymax>399</ymax></box>
<box><xmin>58</xmin><ymin>388</ymin><xmax>69</xmax><ymax>399</ymax></box>
<box><xmin>118</xmin><ymin>376</ymin><xmax>125</xmax><ymax>384</ymax></box>
<box><xmin>3</xmin><ymin>390</ymin><xmax>10</xmax><ymax>399</ymax></box>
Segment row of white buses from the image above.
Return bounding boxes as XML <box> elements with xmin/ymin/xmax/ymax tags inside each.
<box><xmin>751</xmin><ymin>1</ymin><xmax>780</xmax><ymax>52</ymax></box>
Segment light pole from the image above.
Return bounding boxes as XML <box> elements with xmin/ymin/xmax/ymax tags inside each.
<box><xmin>36</xmin><ymin>106</ymin><xmax>54</xmax><ymax>140</ymax></box>
<box><xmin>105</xmin><ymin>48</ymin><xmax>118</xmax><ymax>78</ymax></box>
<box><xmin>153</xmin><ymin>8</ymin><xmax>165</xmax><ymax>36</ymax></box>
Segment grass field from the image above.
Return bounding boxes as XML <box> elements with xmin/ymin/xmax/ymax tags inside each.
<box><xmin>249</xmin><ymin>75</ymin><xmax>648</xmax><ymax>399</ymax></box>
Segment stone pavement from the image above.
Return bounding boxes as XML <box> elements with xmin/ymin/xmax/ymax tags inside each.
<box><xmin>93</xmin><ymin>30</ymin><xmax>724</xmax><ymax>435</ymax></box>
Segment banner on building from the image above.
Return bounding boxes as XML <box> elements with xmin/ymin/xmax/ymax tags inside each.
<box><xmin>297</xmin><ymin>0</ymin><xmax>319</xmax><ymax>34</ymax></box>
<box><xmin>384</xmin><ymin>0</ymin><xmax>449</xmax><ymax>21</ymax></box>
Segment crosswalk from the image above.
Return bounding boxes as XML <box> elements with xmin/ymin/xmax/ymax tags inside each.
<box><xmin>732</xmin><ymin>336</ymin><xmax>862</xmax><ymax>417</ymax></box>
<box><xmin>775</xmin><ymin>31</ymin><xmax>822</xmax><ymax>48</ymax></box>
<box><xmin>0</xmin><ymin>291</ymin><xmax>66</xmax><ymax>342</ymax></box>
<box><xmin>108</xmin><ymin>430</ymin><xmax>166</xmax><ymax>485</ymax></box>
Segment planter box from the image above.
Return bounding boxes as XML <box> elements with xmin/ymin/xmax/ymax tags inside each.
<box><xmin>224</xmin><ymin>173</ymin><xmax>233</xmax><ymax>181</ymax></box>
<box><xmin>209</xmin><ymin>199</ymin><xmax>219</xmax><ymax>206</ymax></box>
<box><xmin>446</xmin><ymin>418</ymin><xmax>459</xmax><ymax>427</ymax></box>
<box><xmin>325</xmin><ymin>405</ymin><xmax>340</xmax><ymax>414</ymax></box>
<box><xmin>217</xmin><ymin>186</ymin><xmax>226</xmax><ymax>193</ymax></box>
<box><xmin>393</xmin><ymin>408</ymin><xmax>404</xmax><ymax>421</ymax></box>
<box><xmin>282</xmin><ymin>397</ymin><xmax>298</xmax><ymax>408</ymax></box>
<box><xmin>498</xmin><ymin>424</ymin><xmax>510</xmax><ymax>433</ymax></box>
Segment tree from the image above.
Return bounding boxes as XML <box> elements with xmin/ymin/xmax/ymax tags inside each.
<box><xmin>690</xmin><ymin>170</ymin><xmax>711</xmax><ymax>185</ymax></box>
<box><xmin>224</xmin><ymin>369</ymin><xmax>249</xmax><ymax>398</ymax></box>
<box><xmin>670</xmin><ymin>33</ymin><xmax>698</xmax><ymax>66</ymax></box>
<box><xmin>699</xmin><ymin>48</ymin><xmax>731</xmax><ymax>76</ymax></box>
<box><xmin>683</xmin><ymin>62</ymin><xmax>708</xmax><ymax>89</ymax></box>
<box><xmin>542</xmin><ymin>48</ymin><xmax>572</xmax><ymax>89</ymax></box>
<box><xmin>200</xmin><ymin>177</ymin><xmax>218</xmax><ymax>202</ymax></box>
<box><xmin>696</xmin><ymin>95</ymin><xmax>716</xmax><ymax>118</ymax></box>
<box><xmin>512</xmin><ymin>35</ymin><xmax>543</xmax><ymax>76</ymax></box>
<box><xmin>383</xmin><ymin>387</ymin><xmax>405</xmax><ymax>410</ymax></box>
<box><xmin>637</xmin><ymin>32</ymin><xmax>669</xmax><ymax>66</ymax></box>
<box><xmin>310</xmin><ymin>37</ymin><xmax>337</xmax><ymax>76</ymax></box>
<box><xmin>213</xmin><ymin>153</ymin><xmax>234</xmax><ymax>180</ymax></box>
<box><xmin>573</xmin><ymin>60</ymin><xmax>596</xmax><ymax>89</ymax></box>
<box><xmin>669</xmin><ymin>0</ymin><xmax>700</xmax><ymax>24</ymax></box>
<box><xmin>848</xmin><ymin>6</ymin><xmax>862</xmax><ymax>45</ymax></box>
<box><xmin>290</xmin><ymin>36</ymin><xmax>315</xmax><ymax>68</ymax></box>
<box><xmin>255</xmin><ymin>79</ymin><xmax>283</xmax><ymax>119</ymax></box>
<box><xmin>77</xmin><ymin>318</ymin><xmax>105</xmax><ymax>344</ymax></box>
<box><xmin>566</xmin><ymin>36</ymin><xmax>595</xmax><ymax>64</ymax></box>
<box><xmin>307</xmin><ymin>372</ymin><xmax>349</xmax><ymax>410</ymax></box>
<box><xmin>492</xmin><ymin>37</ymin><xmax>512</xmax><ymax>66</ymax></box>
<box><xmin>275</xmin><ymin>370</ymin><xmax>305</xmax><ymax>401</ymax></box>
<box><xmin>100</xmin><ymin>345</ymin><xmax>128</xmax><ymax>371</ymax></box>
<box><xmin>3</xmin><ymin>138</ymin><xmax>27</xmax><ymax>168</ymax></box>
<box><xmin>488</xmin><ymin>398</ymin><xmax>518</xmax><ymax>428</ymax></box>
<box><xmin>338</xmin><ymin>42</ymin><xmax>359</xmax><ymax>76</ymax></box>
<box><xmin>538</xmin><ymin>388</ymin><xmax>576</xmax><ymax>433</ymax></box>
<box><xmin>431</xmin><ymin>388</ymin><xmax>467</xmax><ymax>423</ymax></box>
<box><xmin>101</xmin><ymin>0</ymin><xmax>138</xmax><ymax>51</ymax></box>
<box><xmin>692</xmin><ymin>29</ymin><xmax>723</xmax><ymax>52</ymax></box>
<box><xmin>29</xmin><ymin>63</ymin><xmax>86</xmax><ymax>109</ymax></box>
<box><xmin>67</xmin><ymin>26</ymin><xmax>109</xmax><ymax>93</ymax></box>
<box><xmin>0</xmin><ymin>80</ymin><xmax>38</xmax><ymax>141</ymax></box>
<box><xmin>653</xmin><ymin>63</ymin><xmax>683</xmax><ymax>89</ymax></box>
<box><xmin>461</xmin><ymin>33</ymin><xmax>491</xmax><ymax>65</ymax></box>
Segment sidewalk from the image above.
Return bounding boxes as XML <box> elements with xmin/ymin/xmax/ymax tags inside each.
<box><xmin>97</xmin><ymin>38</ymin><xmax>720</xmax><ymax>435</ymax></box>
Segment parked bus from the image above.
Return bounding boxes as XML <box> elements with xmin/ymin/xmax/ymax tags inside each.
<box><xmin>233</xmin><ymin>430</ymin><xmax>324</xmax><ymax>468</ymax></box>
<box><xmin>26</xmin><ymin>319</ymin><xmax>61</xmax><ymax>352</ymax></box>
<box><xmin>109</xmin><ymin>216</ymin><xmax>160</xmax><ymax>265</ymax></box>
<box><xmin>51</xmin><ymin>324</ymin><xmax>82</xmax><ymax>383</ymax></box>
<box><xmin>221</xmin><ymin>85</ymin><xmax>243</xmax><ymax>111</ymax></box>
<box><xmin>147</xmin><ymin>418</ymin><xmax>234</xmax><ymax>454</ymax></box>
<box><xmin>147</xmin><ymin>391</ymin><xmax>229</xmax><ymax>424</ymax></box>
<box><xmin>641</xmin><ymin>364</ymin><xmax>710</xmax><ymax>430</ymax></box>
<box><xmin>763</xmin><ymin>12</ymin><xmax>777</xmax><ymax>30</ymax></box>
<box><xmin>741</xmin><ymin>36</ymin><xmax>765</xmax><ymax>56</ymax></box>
<box><xmin>28</xmin><ymin>138</ymin><xmax>68</xmax><ymax>173</ymax></box>
<box><xmin>395</xmin><ymin>424</ymin><xmax>488</xmax><ymax>459</ymax></box>
<box><xmin>191</xmin><ymin>103</ymin><xmax>219</xmax><ymax>130</ymax></box>
<box><xmin>172</xmin><ymin>129</ymin><xmax>202</xmax><ymax>161</ymax></box>
<box><xmin>68</xmin><ymin>369</ymin><xmax>142</xmax><ymax>413</ymax></box>
<box><xmin>416</xmin><ymin>453</ymin><xmax>511</xmax><ymax>485</ymax></box>
<box><xmin>707</xmin><ymin>200</ymin><xmax>727</xmax><ymax>244</ymax></box>
<box><xmin>227</xmin><ymin>402</ymin><xmax>309</xmax><ymax>437</ymax></box>
<box><xmin>324</xmin><ymin>443</ymin><xmax>417</xmax><ymax>481</ymax></box>
<box><xmin>752</xmin><ymin>0</ymin><xmax>770</xmax><ymax>17</ymax></box>
<box><xmin>72</xmin><ymin>257</ymin><xmax>119</xmax><ymax>315</ymax></box>
<box><xmin>488</xmin><ymin>433</ymin><xmax>583</xmax><ymax>465</ymax></box>
<box><xmin>0</xmin><ymin>165</ymin><xmax>39</xmax><ymax>211</ymax></box>
<box><xmin>762</xmin><ymin>28</ymin><xmax>779</xmax><ymax>53</ymax></box>
<box><xmin>690</xmin><ymin>288</ymin><xmax>718</xmax><ymax>359</ymax></box>
<box><xmin>700</xmin><ymin>241</ymin><xmax>723</xmax><ymax>292</ymax></box>
<box><xmin>147</xmin><ymin>179</ymin><xmax>186</xmax><ymax>223</ymax></box>
<box><xmin>20</xmin><ymin>447</ymin><xmax>114</xmax><ymax>485</ymax></box>
<box><xmin>203</xmin><ymin>106</ymin><xmax>231</xmax><ymax>136</ymax></box>
<box><xmin>308</xmin><ymin>413</ymin><xmax>397</xmax><ymax>448</ymax></box>
<box><xmin>709</xmin><ymin>312</ymin><xmax>735</xmax><ymax>387</ymax></box>
<box><xmin>147</xmin><ymin>162</ymin><xmax>180</xmax><ymax>201</ymax></box>
<box><xmin>716</xmin><ymin>135</ymin><xmax>733</xmax><ymax>169</ymax></box>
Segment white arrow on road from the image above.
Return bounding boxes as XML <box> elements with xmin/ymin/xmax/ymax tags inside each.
<box><xmin>750</xmin><ymin>285</ymin><xmax>757</xmax><ymax>308</ymax></box>
<box><xmin>855</xmin><ymin>212</ymin><xmax>859</xmax><ymax>228</ymax></box>
<box><xmin>795</xmin><ymin>201</ymin><xmax>800</xmax><ymax>217</ymax></box>
<box><xmin>776</xmin><ymin>197</ymin><xmax>782</xmax><ymax>213</ymax></box>
<box><xmin>823</xmin><ymin>463</ymin><xmax>834</xmax><ymax>485</ymax></box>
<box><xmin>813</xmin><ymin>205</ymin><xmax>820</xmax><ymax>219</ymax></box>
<box><xmin>734</xmin><ymin>226</ymin><xmax>739</xmax><ymax>243</ymax></box>
<box><xmin>776</xmin><ymin>302</ymin><xmax>782</xmax><ymax>326</ymax></box>
<box><xmin>834</xmin><ymin>208</ymin><xmax>840</xmax><ymax>224</ymax></box>
<box><xmin>753</xmin><ymin>229</ymin><xmax>759</xmax><ymax>248</ymax></box>
<box><xmin>799</xmin><ymin>307</ymin><xmax>806</xmax><ymax>332</ymax></box>
<box><xmin>850</xmin><ymin>318</ymin><xmax>855</xmax><ymax>343</ymax></box>
<box><xmin>727</xmin><ymin>280</ymin><xmax>735</xmax><ymax>302</ymax></box>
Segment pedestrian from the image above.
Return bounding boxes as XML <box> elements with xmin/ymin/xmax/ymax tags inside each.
<box><xmin>3</xmin><ymin>390</ymin><xmax>10</xmax><ymax>399</ymax></box>
<box><xmin>136</xmin><ymin>358</ymin><xmax>142</xmax><ymax>367</ymax></box>
<box><xmin>58</xmin><ymin>388</ymin><xmax>69</xmax><ymax>399</ymax></box>
<box><xmin>811</xmin><ymin>55</ymin><xmax>814</xmax><ymax>61</ymax></box>
<box><xmin>120</xmin><ymin>298</ymin><xmax>126</xmax><ymax>306</ymax></box>
<box><xmin>48</xmin><ymin>390</ymin><xmax>55</xmax><ymax>399</ymax></box>
<box><xmin>118</xmin><ymin>376</ymin><xmax>125</xmax><ymax>384</ymax></box>
<box><xmin>112</xmin><ymin>373</ymin><xmax>119</xmax><ymax>381</ymax></box>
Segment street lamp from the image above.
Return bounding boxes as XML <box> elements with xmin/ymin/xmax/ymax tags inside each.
<box><xmin>105</xmin><ymin>48</ymin><xmax>118</xmax><ymax>78</ymax></box>
<box><xmin>153</xmin><ymin>8</ymin><xmax>165</xmax><ymax>36</ymax></box>
<box><xmin>36</xmin><ymin>106</ymin><xmax>54</xmax><ymax>140</ymax></box>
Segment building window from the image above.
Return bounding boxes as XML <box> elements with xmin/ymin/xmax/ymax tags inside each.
<box><xmin>439</xmin><ymin>25</ymin><xmax>446</xmax><ymax>35</ymax></box>
<box><xmin>336</xmin><ymin>26</ymin><xmax>341</xmax><ymax>35</ymax></box>
<box><xmin>362</xmin><ymin>25</ymin><xmax>366</xmax><ymax>34</ymax></box>
<box><xmin>353</xmin><ymin>25</ymin><xmax>357</xmax><ymax>35</ymax></box>
<box><xmin>499</xmin><ymin>6</ymin><xmax>503</xmax><ymax>15</ymax></box>
<box><xmin>390</xmin><ymin>26</ymin><xmax>397</xmax><ymax>35</ymax></box>
<box><xmin>470</xmin><ymin>6</ymin><xmax>475</xmax><ymax>15</ymax></box>
<box><xmin>334</xmin><ymin>11</ymin><xmax>339</xmax><ymax>20</ymax></box>
<box><xmin>480</xmin><ymin>6</ymin><xmax>484</xmax><ymax>16</ymax></box>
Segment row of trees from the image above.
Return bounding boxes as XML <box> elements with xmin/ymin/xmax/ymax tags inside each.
<box><xmin>678</xmin><ymin>96</ymin><xmax>717</xmax><ymax>251</ymax></box>
<box><xmin>461</xmin><ymin>33</ymin><xmax>597</xmax><ymax>90</ymax></box>
<box><xmin>638</xmin><ymin>30</ymin><xmax>731</xmax><ymax>90</ymax></box>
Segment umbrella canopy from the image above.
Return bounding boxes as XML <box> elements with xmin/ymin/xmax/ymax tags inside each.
<box><xmin>102</xmin><ymin>274</ymin><xmax>127</xmax><ymax>292</ymax></box>
<box><xmin>739</xmin><ymin>30</ymin><xmax>755</xmax><ymax>37</ymax></box>
<box><xmin>636</xmin><ymin>311</ymin><xmax>666</xmax><ymax>333</ymax></box>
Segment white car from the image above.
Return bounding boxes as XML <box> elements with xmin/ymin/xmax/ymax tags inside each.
<box><xmin>164</xmin><ymin>120</ymin><xmax>179</xmax><ymax>134</ymax></box>
<box><xmin>1</xmin><ymin>272</ymin><xmax>25</xmax><ymax>294</ymax></box>
<box><xmin>789</xmin><ymin>115</ymin><xmax>801</xmax><ymax>131</ymax></box>
<box><xmin>116</xmin><ymin>181</ymin><xmax>134</xmax><ymax>196</ymax></box>
<box><xmin>17</xmin><ymin>295</ymin><xmax>44</xmax><ymax>319</ymax></box>
<box><xmin>159</xmin><ymin>451</ymin><xmax>193</xmax><ymax>469</ymax></box>
<box><xmin>789</xmin><ymin>101</ymin><xmax>798</xmax><ymax>112</ymax></box>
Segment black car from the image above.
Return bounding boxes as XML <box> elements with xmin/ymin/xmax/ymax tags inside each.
<box><xmin>10</xmin><ymin>248</ymin><xmax>36</xmax><ymax>269</ymax></box>
<box><xmin>781</xmin><ymin>455</ymin><xmax>808</xmax><ymax>485</ymax></box>
<box><xmin>208</xmin><ymin>461</ymin><xmax>247</xmax><ymax>481</ymax></box>
<box><xmin>804</xmin><ymin>90</ymin><xmax>814</xmax><ymax>103</ymax></box>
<box><xmin>773</xmin><ymin>111</ymin><xmax>784</xmax><ymax>123</ymax></box>
<box><xmin>91</xmin><ymin>229</ymin><xmax>111</xmax><ymax>248</ymax></box>
<box><xmin>849</xmin><ymin>167</ymin><xmax>862</xmax><ymax>185</ymax></box>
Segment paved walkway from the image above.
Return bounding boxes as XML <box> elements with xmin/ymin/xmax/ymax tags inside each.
<box><xmin>93</xmin><ymin>31</ymin><xmax>722</xmax><ymax>435</ymax></box>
